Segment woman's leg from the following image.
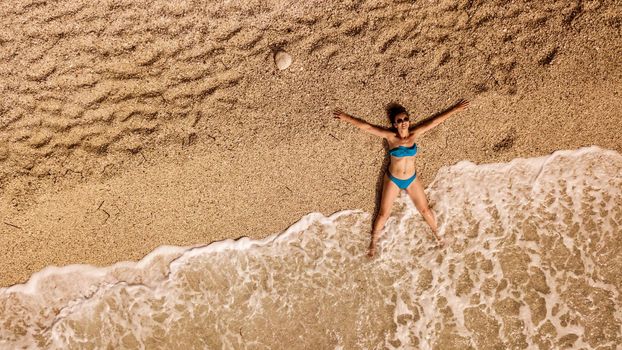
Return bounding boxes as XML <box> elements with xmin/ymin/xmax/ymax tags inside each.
<box><xmin>406</xmin><ymin>177</ymin><xmax>440</xmax><ymax>241</ymax></box>
<box><xmin>369</xmin><ymin>174</ymin><xmax>401</xmax><ymax>257</ymax></box>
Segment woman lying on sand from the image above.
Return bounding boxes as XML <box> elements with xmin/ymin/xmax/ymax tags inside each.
<box><xmin>333</xmin><ymin>100</ymin><xmax>469</xmax><ymax>257</ymax></box>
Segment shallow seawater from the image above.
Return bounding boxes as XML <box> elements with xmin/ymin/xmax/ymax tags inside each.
<box><xmin>1</xmin><ymin>147</ymin><xmax>621</xmax><ymax>349</ymax></box>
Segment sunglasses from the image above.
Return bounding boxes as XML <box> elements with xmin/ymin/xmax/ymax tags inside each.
<box><xmin>396</xmin><ymin>117</ymin><xmax>409</xmax><ymax>124</ymax></box>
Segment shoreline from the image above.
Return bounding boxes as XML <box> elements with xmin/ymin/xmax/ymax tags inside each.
<box><xmin>3</xmin><ymin>145</ymin><xmax>614</xmax><ymax>293</ymax></box>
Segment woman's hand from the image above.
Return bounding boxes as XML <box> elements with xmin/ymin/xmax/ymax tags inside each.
<box><xmin>453</xmin><ymin>99</ymin><xmax>470</xmax><ymax>112</ymax></box>
<box><xmin>333</xmin><ymin>109</ymin><xmax>349</xmax><ymax>120</ymax></box>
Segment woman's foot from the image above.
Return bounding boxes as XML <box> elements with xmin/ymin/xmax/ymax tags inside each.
<box><xmin>367</xmin><ymin>231</ymin><xmax>381</xmax><ymax>257</ymax></box>
<box><xmin>431</xmin><ymin>224</ymin><xmax>441</xmax><ymax>240</ymax></box>
<box><xmin>367</xmin><ymin>243</ymin><xmax>377</xmax><ymax>257</ymax></box>
<box><xmin>433</xmin><ymin>227</ymin><xmax>455</xmax><ymax>247</ymax></box>
<box><xmin>429</xmin><ymin>210</ymin><xmax>442</xmax><ymax>243</ymax></box>
<box><xmin>432</xmin><ymin>230</ymin><xmax>446</xmax><ymax>247</ymax></box>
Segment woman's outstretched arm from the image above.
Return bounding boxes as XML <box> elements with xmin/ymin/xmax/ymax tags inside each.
<box><xmin>413</xmin><ymin>99</ymin><xmax>469</xmax><ymax>137</ymax></box>
<box><xmin>333</xmin><ymin>109</ymin><xmax>394</xmax><ymax>139</ymax></box>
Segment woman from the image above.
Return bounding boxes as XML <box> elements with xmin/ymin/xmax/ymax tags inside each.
<box><xmin>333</xmin><ymin>100</ymin><xmax>469</xmax><ymax>257</ymax></box>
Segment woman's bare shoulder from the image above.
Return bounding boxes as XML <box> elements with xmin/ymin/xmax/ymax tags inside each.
<box><xmin>385</xmin><ymin>134</ymin><xmax>400</xmax><ymax>147</ymax></box>
<box><xmin>408</xmin><ymin>131</ymin><xmax>419</xmax><ymax>142</ymax></box>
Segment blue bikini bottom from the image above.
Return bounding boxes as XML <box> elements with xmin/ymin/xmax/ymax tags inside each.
<box><xmin>388</xmin><ymin>171</ymin><xmax>416</xmax><ymax>190</ymax></box>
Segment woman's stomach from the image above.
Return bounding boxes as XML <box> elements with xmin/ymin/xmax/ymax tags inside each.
<box><xmin>388</xmin><ymin>157</ymin><xmax>416</xmax><ymax>178</ymax></box>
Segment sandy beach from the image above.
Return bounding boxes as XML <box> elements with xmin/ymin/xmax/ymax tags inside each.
<box><xmin>1</xmin><ymin>0</ymin><xmax>621</xmax><ymax>288</ymax></box>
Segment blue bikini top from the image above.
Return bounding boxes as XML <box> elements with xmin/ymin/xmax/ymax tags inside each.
<box><xmin>389</xmin><ymin>143</ymin><xmax>417</xmax><ymax>158</ymax></box>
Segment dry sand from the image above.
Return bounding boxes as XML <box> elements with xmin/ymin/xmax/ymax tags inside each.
<box><xmin>0</xmin><ymin>0</ymin><xmax>620</xmax><ymax>287</ymax></box>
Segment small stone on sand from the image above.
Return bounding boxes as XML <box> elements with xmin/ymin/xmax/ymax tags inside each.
<box><xmin>274</xmin><ymin>51</ymin><xmax>292</xmax><ymax>70</ymax></box>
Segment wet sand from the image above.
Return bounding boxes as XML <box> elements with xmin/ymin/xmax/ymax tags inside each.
<box><xmin>1</xmin><ymin>0</ymin><xmax>621</xmax><ymax>287</ymax></box>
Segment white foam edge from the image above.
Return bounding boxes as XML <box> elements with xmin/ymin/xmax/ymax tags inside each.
<box><xmin>428</xmin><ymin>145</ymin><xmax>619</xmax><ymax>188</ymax></box>
<box><xmin>0</xmin><ymin>209</ymin><xmax>365</xmax><ymax>296</ymax></box>
<box><xmin>0</xmin><ymin>245</ymin><xmax>189</xmax><ymax>295</ymax></box>
<box><xmin>167</xmin><ymin>209</ymin><xmax>365</xmax><ymax>272</ymax></box>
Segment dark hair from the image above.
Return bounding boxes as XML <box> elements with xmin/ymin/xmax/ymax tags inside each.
<box><xmin>386</xmin><ymin>102</ymin><xmax>409</xmax><ymax>124</ymax></box>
